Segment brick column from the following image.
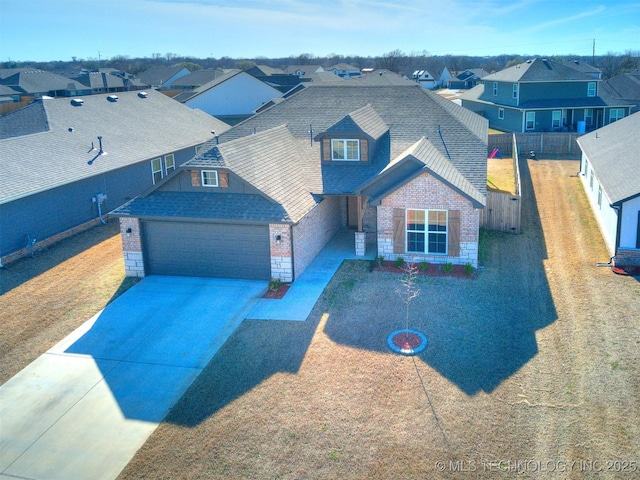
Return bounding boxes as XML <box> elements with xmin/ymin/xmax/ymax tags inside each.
<box><xmin>269</xmin><ymin>224</ymin><xmax>292</xmax><ymax>282</ymax></box>
<box><xmin>119</xmin><ymin>218</ymin><xmax>145</xmax><ymax>277</ymax></box>
<box><xmin>355</xmin><ymin>231</ymin><xmax>366</xmax><ymax>256</ymax></box>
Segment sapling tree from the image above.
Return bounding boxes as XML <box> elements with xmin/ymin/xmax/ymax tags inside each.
<box><xmin>396</xmin><ymin>262</ymin><xmax>420</xmax><ymax>332</ymax></box>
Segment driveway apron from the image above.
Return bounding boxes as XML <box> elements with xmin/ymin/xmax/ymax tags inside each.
<box><xmin>0</xmin><ymin>276</ymin><xmax>266</xmax><ymax>480</ymax></box>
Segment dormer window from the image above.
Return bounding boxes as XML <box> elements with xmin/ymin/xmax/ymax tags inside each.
<box><xmin>331</xmin><ymin>139</ymin><xmax>360</xmax><ymax>161</ymax></box>
<box><xmin>201</xmin><ymin>170</ymin><xmax>219</xmax><ymax>187</ymax></box>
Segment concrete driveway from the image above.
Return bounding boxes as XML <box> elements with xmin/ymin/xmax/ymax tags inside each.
<box><xmin>0</xmin><ymin>276</ymin><xmax>266</xmax><ymax>480</ymax></box>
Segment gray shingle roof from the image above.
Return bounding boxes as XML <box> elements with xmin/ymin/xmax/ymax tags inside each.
<box><xmin>0</xmin><ymin>68</ymin><xmax>90</xmax><ymax>95</ymax></box>
<box><xmin>0</xmin><ymin>101</ymin><xmax>49</xmax><ymax>139</ymax></box>
<box><xmin>0</xmin><ymin>90</ymin><xmax>229</xmax><ymax>204</ymax></box>
<box><xmin>221</xmin><ymin>84</ymin><xmax>488</xmax><ymax>195</ymax></box>
<box><xmin>112</xmin><ymin>191</ymin><xmax>289</xmax><ymax>222</ymax></box>
<box><xmin>577</xmin><ymin>111</ymin><xmax>640</xmax><ymax>205</ymax></box>
<box><xmin>483</xmin><ymin>58</ymin><xmax>596</xmax><ymax>83</ymax></box>
<box><xmin>138</xmin><ymin>66</ymin><xmax>188</xmax><ymax>85</ymax></box>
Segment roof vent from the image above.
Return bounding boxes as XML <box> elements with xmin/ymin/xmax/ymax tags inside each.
<box><xmin>137</xmin><ymin>91</ymin><xmax>148</xmax><ymax>98</ymax></box>
<box><xmin>107</xmin><ymin>94</ymin><xmax>118</xmax><ymax>102</ymax></box>
<box><xmin>70</xmin><ymin>98</ymin><xmax>84</xmax><ymax>106</ymax></box>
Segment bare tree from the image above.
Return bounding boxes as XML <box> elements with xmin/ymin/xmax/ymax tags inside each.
<box><xmin>376</xmin><ymin>49</ymin><xmax>405</xmax><ymax>72</ymax></box>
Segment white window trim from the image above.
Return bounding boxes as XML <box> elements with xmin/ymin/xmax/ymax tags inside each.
<box><xmin>493</xmin><ymin>82</ymin><xmax>498</xmax><ymax>96</ymax></box>
<box><xmin>164</xmin><ymin>154</ymin><xmax>175</xmax><ymax>174</ymax></box>
<box><xmin>498</xmin><ymin>108</ymin><xmax>504</xmax><ymax>120</ymax></box>
<box><xmin>525</xmin><ymin>111</ymin><xmax>536</xmax><ymax>131</ymax></box>
<box><xmin>609</xmin><ymin>108</ymin><xmax>625</xmax><ymax>123</ymax></box>
<box><xmin>552</xmin><ymin>110</ymin><xmax>562</xmax><ymax>129</ymax></box>
<box><xmin>151</xmin><ymin>158</ymin><xmax>162</xmax><ymax>184</ymax></box>
<box><xmin>405</xmin><ymin>209</ymin><xmax>448</xmax><ymax>255</ymax></box>
<box><xmin>587</xmin><ymin>82</ymin><xmax>596</xmax><ymax>97</ymax></box>
<box><xmin>512</xmin><ymin>83</ymin><xmax>518</xmax><ymax>99</ymax></box>
<box><xmin>201</xmin><ymin>170</ymin><xmax>219</xmax><ymax>187</ymax></box>
<box><xmin>331</xmin><ymin>139</ymin><xmax>360</xmax><ymax>161</ymax></box>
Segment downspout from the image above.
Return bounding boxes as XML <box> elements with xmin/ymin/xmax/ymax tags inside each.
<box><xmin>289</xmin><ymin>224</ymin><xmax>295</xmax><ymax>282</ymax></box>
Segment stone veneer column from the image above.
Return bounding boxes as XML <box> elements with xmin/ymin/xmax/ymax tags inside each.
<box><xmin>269</xmin><ymin>224</ymin><xmax>293</xmax><ymax>282</ymax></box>
<box><xmin>119</xmin><ymin>218</ymin><xmax>145</xmax><ymax>277</ymax></box>
<box><xmin>355</xmin><ymin>231</ymin><xmax>366</xmax><ymax>256</ymax></box>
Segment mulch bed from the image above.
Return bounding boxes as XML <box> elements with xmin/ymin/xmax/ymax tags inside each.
<box><xmin>372</xmin><ymin>261</ymin><xmax>475</xmax><ymax>279</ymax></box>
<box><xmin>262</xmin><ymin>284</ymin><xmax>291</xmax><ymax>299</ymax></box>
<box><xmin>612</xmin><ymin>265</ymin><xmax>640</xmax><ymax>276</ymax></box>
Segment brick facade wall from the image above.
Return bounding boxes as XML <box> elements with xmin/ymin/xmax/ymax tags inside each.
<box><xmin>119</xmin><ymin>217</ymin><xmax>145</xmax><ymax>277</ymax></box>
<box><xmin>377</xmin><ymin>172</ymin><xmax>480</xmax><ymax>267</ymax></box>
<box><xmin>616</xmin><ymin>248</ymin><xmax>640</xmax><ymax>267</ymax></box>
<box><xmin>292</xmin><ymin>196</ymin><xmax>343</xmax><ymax>279</ymax></box>
<box><xmin>269</xmin><ymin>223</ymin><xmax>293</xmax><ymax>283</ymax></box>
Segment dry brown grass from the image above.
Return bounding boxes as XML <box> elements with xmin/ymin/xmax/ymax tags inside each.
<box><xmin>1</xmin><ymin>162</ymin><xmax>638</xmax><ymax>480</ymax></box>
<box><xmin>487</xmin><ymin>157</ymin><xmax>516</xmax><ymax>194</ymax></box>
<box><xmin>117</xmin><ymin>160</ymin><xmax>639</xmax><ymax>479</ymax></box>
<box><xmin>0</xmin><ymin>221</ymin><xmax>138</xmax><ymax>385</ymax></box>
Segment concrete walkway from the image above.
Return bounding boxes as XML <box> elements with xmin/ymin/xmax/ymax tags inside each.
<box><xmin>248</xmin><ymin>229</ymin><xmax>375</xmax><ymax>321</ymax></box>
<box><xmin>0</xmin><ymin>229</ymin><xmax>374</xmax><ymax>480</ymax></box>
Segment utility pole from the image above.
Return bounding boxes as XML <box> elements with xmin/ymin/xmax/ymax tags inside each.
<box><xmin>592</xmin><ymin>39</ymin><xmax>595</xmax><ymax>65</ymax></box>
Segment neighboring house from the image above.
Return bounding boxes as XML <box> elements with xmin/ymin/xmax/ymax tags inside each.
<box><xmin>169</xmin><ymin>69</ymin><xmax>227</xmax><ymax>90</ymax></box>
<box><xmin>174</xmin><ymin>70</ymin><xmax>284</xmax><ymax>122</ymax></box>
<box><xmin>69</xmin><ymin>70</ymin><xmax>127</xmax><ymax>94</ymax></box>
<box><xmin>562</xmin><ymin>59</ymin><xmax>602</xmax><ymax>79</ymax></box>
<box><xmin>283</xmin><ymin>65</ymin><xmax>325</xmax><ymax>77</ymax></box>
<box><xmin>138</xmin><ymin>66</ymin><xmax>190</xmax><ymax>90</ymax></box>
<box><xmin>577</xmin><ymin>112</ymin><xmax>640</xmax><ymax>267</ymax></box>
<box><xmin>438</xmin><ymin>66</ymin><xmax>453</xmax><ymax>88</ymax></box>
<box><xmin>412</xmin><ymin>69</ymin><xmax>438</xmax><ymax>89</ymax></box>
<box><xmin>461</xmin><ymin>58</ymin><xmax>634</xmax><ymax>132</ymax></box>
<box><xmin>0</xmin><ymin>68</ymin><xmax>91</xmax><ymax>98</ymax></box>
<box><xmin>601</xmin><ymin>70</ymin><xmax>640</xmax><ymax>113</ymax></box>
<box><xmin>111</xmin><ymin>84</ymin><xmax>488</xmax><ymax>282</ymax></box>
<box><xmin>329</xmin><ymin>63</ymin><xmax>361</xmax><ymax>77</ymax></box>
<box><xmin>356</xmin><ymin>70</ymin><xmax>415</xmax><ymax>86</ymax></box>
<box><xmin>245</xmin><ymin>65</ymin><xmax>286</xmax><ymax>77</ymax></box>
<box><xmin>0</xmin><ymin>90</ymin><xmax>229</xmax><ymax>263</ymax></box>
<box><xmin>0</xmin><ymin>84</ymin><xmax>21</xmax><ymax>103</ymax></box>
<box><xmin>448</xmin><ymin>68</ymin><xmax>489</xmax><ymax>89</ymax></box>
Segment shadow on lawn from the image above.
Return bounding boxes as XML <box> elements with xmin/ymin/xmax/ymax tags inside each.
<box><xmin>323</xmin><ymin>156</ymin><xmax>558</xmax><ymax>396</ymax></box>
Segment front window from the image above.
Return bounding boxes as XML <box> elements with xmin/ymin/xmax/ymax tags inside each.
<box><xmin>609</xmin><ymin>108</ymin><xmax>625</xmax><ymax>123</ymax></box>
<box><xmin>585</xmin><ymin>108</ymin><xmax>593</xmax><ymax>125</ymax></box>
<box><xmin>165</xmin><ymin>154</ymin><xmax>175</xmax><ymax>174</ymax></box>
<box><xmin>151</xmin><ymin>158</ymin><xmax>163</xmax><ymax>184</ymax></box>
<box><xmin>331</xmin><ymin>139</ymin><xmax>360</xmax><ymax>161</ymax></box>
<box><xmin>512</xmin><ymin>83</ymin><xmax>518</xmax><ymax>99</ymax></box>
<box><xmin>493</xmin><ymin>82</ymin><xmax>498</xmax><ymax>96</ymax></box>
<box><xmin>587</xmin><ymin>82</ymin><xmax>596</xmax><ymax>97</ymax></box>
<box><xmin>406</xmin><ymin>209</ymin><xmax>447</xmax><ymax>255</ymax></box>
<box><xmin>201</xmin><ymin>170</ymin><xmax>219</xmax><ymax>187</ymax></box>
<box><xmin>525</xmin><ymin>111</ymin><xmax>535</xmax><ymax>130</ymax></box>
<box><xmin>552</xmin><ymin>110</ymin><xmax>562</xmax><ymax>129</ymax></box>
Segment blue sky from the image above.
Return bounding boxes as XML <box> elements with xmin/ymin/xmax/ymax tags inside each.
<box><xmin>1</xmin><ymin>0</ymin><xmax>638</xmax><ymax>62</ymax></box>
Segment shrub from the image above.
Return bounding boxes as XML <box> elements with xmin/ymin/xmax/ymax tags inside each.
<box><xmin>465</xmin><ymin>262</ymin><xmax>474</xmax><ymax>276</ymax></box>
<box><xmin>268</xmin><ymin>278</ymin><xmax>282</xmax><ymax>290</ymax></box>
<box><xmin>419</xmin><ymin>261</ymin><xmax>428</xmax><ymax>271</ymax></box>
<box><xmin>394</xmin><ymin>256</ymin><xmax>405</xmax><ymax>268</ymax></box>
<box><xmin>442</xmin><ymin>262</ymin><xmax>453</xmax><ymax>273</ymax></box>
<box><xmin>376</xmin><ymin>255</ymin><xmax>384</xmax><ymax>266</ymax></box>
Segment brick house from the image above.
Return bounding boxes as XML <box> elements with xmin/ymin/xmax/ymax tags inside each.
<box><xmin>112</xmin><ymin>84</ymin><xmax>488</xmax><ymax>282</ymax></box>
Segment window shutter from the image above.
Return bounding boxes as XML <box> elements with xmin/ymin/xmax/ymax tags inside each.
<box><xmin>190</xmin><ymin>170</ymin><xmax>201</xmax><ymax>187</ymax></box>
<box><xmin>393</xmin><ymin>208</ymin><xmax>405</xmax><ymax>254</ymax></box>
<box><xmin>448</xmin><ymin>210</ymin><xmax>461</xmax><ymax>257</ymax></box>
<box><xmin>219</xmin><ymin>171</ymin><xmax>229</xmax><ymax>188</ymax></box>
<box><xmin>360</xmin><ymin>139</ymin><xmax>368</xmax><ymax>162</ymax></box>
<box><xmin>323</xmin><ymin>138</ymin><xmax>331</xmax><ymax>162</ymax></box>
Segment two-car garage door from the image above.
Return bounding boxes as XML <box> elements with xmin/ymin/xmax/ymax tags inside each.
<box><xmin>142</xmin><ymin>221</ymin><xmax>271</xmax><ymax>280</ymax></box>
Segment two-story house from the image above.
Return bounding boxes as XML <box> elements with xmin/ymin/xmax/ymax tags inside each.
<box><xmin>461</xmin><ymin>58</ymin><xmax>634</xmax><ymax>133</ymax></box>
<box><xmin>111</xmin><ymin>84</ymin><xmax>488</xmax><ymax>282</ymax></box>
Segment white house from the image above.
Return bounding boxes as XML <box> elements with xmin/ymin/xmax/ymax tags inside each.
<box><xmin>577</xmin><ymin>111</ymin><xmax>640</xmax><ymax>267</ymax></box>
<box><xmin>175</xmin><ymin>70</ymin><xmax>283</xmax><ymax>120</ymax></box>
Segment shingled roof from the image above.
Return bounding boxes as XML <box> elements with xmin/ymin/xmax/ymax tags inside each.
<box><xmin>0</xmin><ymin>90</ymin><xmax>229</xmax><ymax>204</ymax></box>
<box><xmin>577</xmin><ymin>111</ymin><xmax>640</xmax><ymax>205</ymax></box>
<box><xmin>483</xmin><ymin>58</ymin><xmax>596</xmax><ymax>83</ymax></box>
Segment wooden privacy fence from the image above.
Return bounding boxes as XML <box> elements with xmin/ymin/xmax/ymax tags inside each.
<box><xmin>489</xmin><ymin>132</ymin><xmax>581</xmax><ymax>159</ymax></box>
<box><xmin>481</xmin><ymin>134</ymin><xmax>522</xmax><ymax>234</ymax></box>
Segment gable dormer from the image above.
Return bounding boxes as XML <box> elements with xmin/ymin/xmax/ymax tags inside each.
<box><xmin>316</xmin><ymin>104</ymin><xmax>388</xmax><ymax>164</ymax></box>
